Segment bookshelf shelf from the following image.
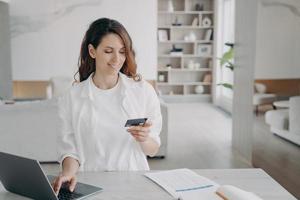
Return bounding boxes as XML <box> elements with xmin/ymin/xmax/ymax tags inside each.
<box><xmin>157</xmin><ymin>0</ymin><xmax>215</xmax><ymax>102</ymax></box>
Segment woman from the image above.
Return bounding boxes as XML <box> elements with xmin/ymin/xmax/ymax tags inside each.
<box><xmin>52</xmin><ymin>18</ymin><xmax>162</xmax><ymax>194</ymax></box>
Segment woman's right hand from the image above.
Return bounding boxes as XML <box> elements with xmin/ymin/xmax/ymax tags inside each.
<box><xmin>51</xmin><ymin>173</ymin><xmax>77</xmax><ymax>195</ymax></box>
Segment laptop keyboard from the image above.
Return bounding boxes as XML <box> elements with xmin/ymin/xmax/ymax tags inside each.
<box><xmin>58</xmin><ymin>188</ymin><xmax>82</xmax><ymax>200</ymax></box>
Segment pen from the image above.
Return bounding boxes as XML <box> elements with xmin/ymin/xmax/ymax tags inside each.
<box><xmin>216</xmin><ymin>191</ymin><xmax>229</xmax><ymax>200</ymax></box>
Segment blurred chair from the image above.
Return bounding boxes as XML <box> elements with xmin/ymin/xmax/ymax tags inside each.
<box><xmin>0</xmin><ymin>99</ymin><xmax>59</xmax><ymax>162</ymax></box>
<box><xmin>253</xmin><ymin>83</ymin><xmax>277</xmax><ymax>115</ymax></box>
<box><xmin>46</xmin><ymin>76</ymin><xmax>73</xmax><ymax>99</ymax></box>
<box><xmin>265</xmin><ymin>96</ymin><xmax>300</xmax><ymax>145</ymax></box>
<box><xmin>155</xmin><ymin>99</ymin><xmax>169</xmax><ymax>158</ymax></box>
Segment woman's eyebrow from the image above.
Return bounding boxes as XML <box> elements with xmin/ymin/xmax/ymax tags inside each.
<box><xmin>104</xmin><ymin>46</ymin><xmax>125</xmax><ymax>49</ymax></box>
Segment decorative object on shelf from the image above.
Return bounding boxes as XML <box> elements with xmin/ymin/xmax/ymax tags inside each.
<box><xmin>166</xmin><ymin>64</ymin><xmax>172</xmax><ymax>70</ymax></box>
<box><xmin>195</xmin><ymin>3</ymin><xmax>204</xmax><ymax>11</ymax></box>
<box><xmin>184</xmin><ymin>35</ymin><xmax>189</xmax><ymax>41</ymax></box>
<box><xmin>194</xmin><ymin>62</ymin><xmax>201</xmax><ymax>69</ymax></box>
<box><xmin>184</xmin><ymin>31</ymin><xmax>197</xmax><ymax>42</ymax></box>
<box><xmin>158</xmin><ymin>74</ymin><xmax>165</xmax><ymax>82</ymax></box>
<box><xmin>189</xmin><ymin>31</ymin><xmax>197</xmax><ymax>41</ymax></box>
<box><xmin>203</xmin><ymin>73</ymin><xmax>212</xmax><ymax>83</ymax></box>
<box><xmin>172</xmin><ymin>17</ymin><xmax>182</xmax><ymax>26</ymax></box>
<box><xmin>202</xmin><ymin>17</ymin><xmax>212</xmax><ymax>27</ymax></box>
<box><xmin>169</xmin><ymin>91</ymin><xmax>174</xmax><ymax>95</ymax></box>
<box><xmin>167</xmin><ymin>0</ymin><xmax>174</xmax><ymax>12</ymax></box>
<box><xmin>198</xmin><ymin>44</ymin><xmax>212</xmax><ymax>56</ymax></box>
<box><xmin>170</xmin><ymin>44</ymin><xmax>183</xmax><ymax>55</ymax></box>
<box><xmin>255</xmin><ymin>83</ymin><xmax>267</xmax><ymax>94</ymax></box>
<box><xmin>194</xmin><ymin>85</ymin><xmax>205</xmax><ymax>94</ymax></box>
<box><xmin>191</xmin><ymin>17</ymin><xmax>198</xmax><ymax>26</ymax></box>
<box><xmin>187</xmin><ymin>60</ymin><xmax>194</xmax><ymax>69</ymax></box>
<box><xmin>158</xmin><ymin>29</ymin><xmax>168</xmax><ymax>41</ymax></box>
<box><xmin>204</xmin><ymin>29</ymin><xmax>213</xmax><ymax>41</ymax></box>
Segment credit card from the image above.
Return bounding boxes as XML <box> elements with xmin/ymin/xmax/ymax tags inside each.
<box><xmin>124</xmin><ymin>118</ymin><xmax>148</xmax><ymax>127</ymax></box>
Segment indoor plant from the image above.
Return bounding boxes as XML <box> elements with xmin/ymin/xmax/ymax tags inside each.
<box><xmin>218</xmin><ymin>42</ymin><xmax>234</xmax><ymax>89</ymax></box>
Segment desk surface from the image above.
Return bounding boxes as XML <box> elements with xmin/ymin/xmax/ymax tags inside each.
<box><xmin>0</xmin><ymin>168</ymin><xmax>296</xmax><ymax>200</ymax></box>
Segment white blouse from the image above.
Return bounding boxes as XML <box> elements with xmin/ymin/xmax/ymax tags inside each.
<box><xmin>57</xmin><ymin>73</ymin><xmax>162</xmax><ymax>171</ymax></box>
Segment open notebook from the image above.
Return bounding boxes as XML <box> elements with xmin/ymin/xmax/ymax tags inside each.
<box><xmin>144</xmin><ymin>169</ymin><xmax>263</xmax><ymax>200</ymax></box>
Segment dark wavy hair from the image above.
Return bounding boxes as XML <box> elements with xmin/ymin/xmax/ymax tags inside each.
<box><xmin>75</xmin><ymin>18</ymin><xmax>140</xmax><ymax>82</ymax></box>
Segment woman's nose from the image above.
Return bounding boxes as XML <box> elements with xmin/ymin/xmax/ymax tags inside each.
<box><xmin>111</xmin><ymin>52</ymin><xmax>120</xmax><ymax>63</ymax></box>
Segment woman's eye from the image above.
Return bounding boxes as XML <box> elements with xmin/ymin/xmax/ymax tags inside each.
<box><xmin>120</xmin><ymin>51</ymin><xmax>125</xmax><ymax>54</ymax></box>
<box><xmin>104</xmin><ymin>51</ymin><xmax>112</xmax><ymax>53</ymax></box>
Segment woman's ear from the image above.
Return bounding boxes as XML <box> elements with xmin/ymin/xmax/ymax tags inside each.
<box><xmin>88</xmin><ymin>44</ymin><xmax>96</xmax><ymax>59</ymax></box>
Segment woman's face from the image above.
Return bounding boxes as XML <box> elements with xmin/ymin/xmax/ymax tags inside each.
<box><xmin>89</xmin><ymin>33</ymin><xmax>126</xmax><ymax>76</ymax></box>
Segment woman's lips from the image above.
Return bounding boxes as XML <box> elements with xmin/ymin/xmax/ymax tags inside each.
<box><xmin>109</xmin><ymin>64</ymin><xmax>119</xmax><ymax>70</ymax></box>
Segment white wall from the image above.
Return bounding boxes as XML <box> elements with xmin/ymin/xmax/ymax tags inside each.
<box><xmin>214</xmin><ymin>0</ymin><xmax>234</xmax><ymax>113</ymax></box>
<box><xmin>232</xmin><ymin>0</ymin><xmax>258</xmax><ymax>164</ymax></box>
<box><xmin>255</xmin><ymin>0</ymin><xmax>300</xmax><ymax>79</ymax></box>
<box><xmin>9</xmin><ymin>0</ymin><xmax>157</xmax><ymax>80</ymax></box>
<box><xmin>0</xmin><ymin>1</ymin><xmax>13</xmax><ymax>99</ymax></box>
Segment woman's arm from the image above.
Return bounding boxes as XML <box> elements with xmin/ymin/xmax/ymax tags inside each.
<box><xmin>127</xmin><ymin>121</ymin><xmax>160</xmax><ymax>157</ymax></box>
<box><xmin>61</xmin><ymin>156</ymin><xmax>80</xmax><ymax>176</ymax></box>
<box><xmin>52</xmin><ymin>157</ymin><xmax>79</xmax><ymax>195</ymax></box>
<box><xmin>139</xmin><ymin>136</ymin><xmax>160</xmax><ymax>157</ymax></box>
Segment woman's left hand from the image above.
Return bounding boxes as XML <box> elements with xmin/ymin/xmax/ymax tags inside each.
<box><xmin>127</xmin><ymin>121</ymin><xmax>152</xmax><ymax>142</ymax></box>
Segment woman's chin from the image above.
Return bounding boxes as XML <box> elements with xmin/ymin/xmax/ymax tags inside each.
<box><xmin>109</xmin><ymin>68</ymin><xmax>120</xmax><ymax>75</ymax></box>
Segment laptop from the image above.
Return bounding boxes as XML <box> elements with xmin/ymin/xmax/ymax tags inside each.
<box><xmin>0</xmin><ymin>152</ymin><xmax>102</xmax><ymax>200</ymax></box>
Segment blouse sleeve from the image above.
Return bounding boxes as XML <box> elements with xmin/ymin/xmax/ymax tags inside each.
<box><xmin>144</xmin><ymin>82</ymin><xmax>162</xmax><ymax>146</ymax></box>
<box><xmin>57</xmin><ymin>91</ymin><xmax>81</xmax><ymax>165</ymax></box>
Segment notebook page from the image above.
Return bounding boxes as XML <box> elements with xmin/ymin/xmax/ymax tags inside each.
<box><xmin>217</xmin><ymin>185</ymin><xmax>264</xmax><ymax>200</ymax></box>
<box><xmin>144</xmin><ymin>168</ymin><xmax>221</xmax><ymax>200</ymax></box>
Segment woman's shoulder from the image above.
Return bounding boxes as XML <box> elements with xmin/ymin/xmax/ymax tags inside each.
<box><xmin>68</xmin><ymin>80</ymin><xmax>86</xmax><ymax>93</ymax></box>
<box><xmin>120</xmin><ymin>73</ymin><xmax>157</xmax><ymax>98</ymax></box>
<box><xmin>61</xmin><ymin>79</ymin><xmax>88</xmax><ymax>99</ymax></box>
<box><xmin>121</xmin><ymin>73</ymin><xmax>154</xmax><ymax>90</ymax></box>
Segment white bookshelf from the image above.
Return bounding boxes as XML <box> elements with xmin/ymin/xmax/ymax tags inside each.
<box><xmin>157</xmin><ymin>0</ymin><xmax>215</xmax><ymax>102</ymax></box>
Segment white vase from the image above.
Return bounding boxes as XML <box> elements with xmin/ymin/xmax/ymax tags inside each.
<box><xmin>167</xmin><ymin>0</ymin><xmax>174</xmax><ymax>12</ymax></box>
<box><xmin>188</xmin><ymin>60</ymin><xmax>194</xmax><ymax>69</ymax></box>
<box><xmin>158</xmin><ymin>74</ymin><xmax>165</xmax><ymax>82</ymax></box>
<box><xmin>195</xmin><ymin>85</ymin><xmax>204</xmax><ymax>94</ymax></box>
<box><xmin>194</xmin><ymin>63</ymin><xmax>201</xmax><ymax>69</ymax></box>
<box><xmin>202</xmin><ymin>17</ymin><xmax>212</xmax><ymax>27</ymax></box>
<box><xmin>188</xmin><ymin>32</ymin><xmax>197</xmax><ymax>41</ymax></box>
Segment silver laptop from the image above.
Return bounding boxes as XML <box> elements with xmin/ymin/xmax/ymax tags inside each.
<box><xmin>0</xmin><ymin>152</ymin><xmax>102</xmax><ymax>200</ymax></box>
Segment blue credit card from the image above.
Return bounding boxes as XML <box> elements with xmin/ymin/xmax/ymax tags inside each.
<box><xmin>124</xmin><ymin>118</ymin><xmax>148</xmax><ymax>127</ymax></box>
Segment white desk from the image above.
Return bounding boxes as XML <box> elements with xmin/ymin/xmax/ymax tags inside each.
<box><xmin>0</xmin><ymin>169</ymin><xmax>296</xmax><ymax>200</ymax></box>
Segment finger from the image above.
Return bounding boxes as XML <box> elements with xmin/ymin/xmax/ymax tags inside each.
<box><xmin>53</xmin><ymin>178</ymin><xmax>61</xmax><ymax>194</ymax></box>
<box><xmin>143</xmin><ymin>121</ymin><xmax>152</xmax><ymax>127</ymax></box>
<box><xmin>136</xmin><ymin>135</ymin><xmax>148</xmax><ymax>142</ymax></box>
<box><xmin>129</xmin><ymin>132</ymin><xmax>141</xmax><ymax>141</ymax></box>
<box><xmin>129</xmin><ymin>131</ymin><xmax>139</xmax><ymax>138</ymax></box>
<box><xmin>69</xmin><ymin>177</ymin><xmax>77</xmax><ymax>192</ymax></box>
<box><xmin>127</xmin><ymin>126</ymin><xmax>142</xmax><ymax>131</ymax></box>
<box><xmin>129</xmin><ymin>130</ymin><xmax>150</xmax><ymax>143</ymax></box>
<box><xmin>128</xmin><ymin>126</ymin><xmax>150</xmax><ymax>133</ymax></box>
<box><xmin>54</xmin><ymin>176</ymin><xmax>68</xmax><ymax>194</ymax></box>
<box><xmin>130</xmin><ymin>130</ymin><xmax>149</xmax><ymax>138</ymax></box>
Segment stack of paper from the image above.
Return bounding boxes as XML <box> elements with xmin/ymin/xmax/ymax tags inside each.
<box><xmin>145</xmin><ymin>168</ymin><xmax>220</xmax><ymax>200</ymax></box>
<box><xmin>144</xmin><ymin>168</ymin><xmax>263</xmax><ymax>200</ymax></box>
